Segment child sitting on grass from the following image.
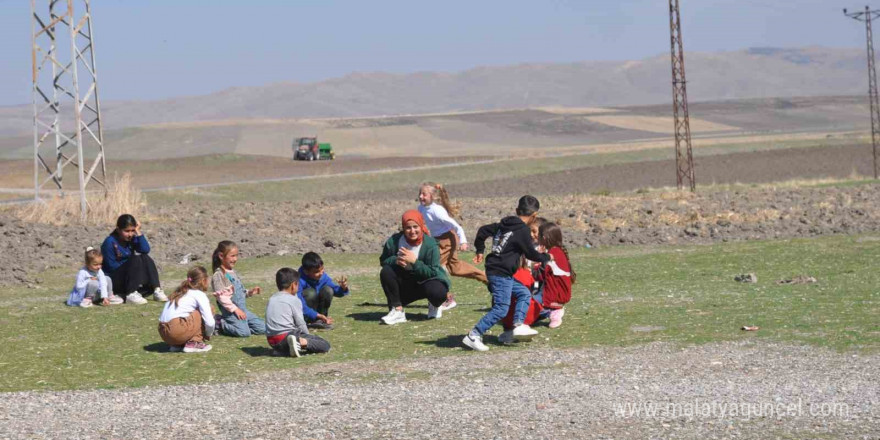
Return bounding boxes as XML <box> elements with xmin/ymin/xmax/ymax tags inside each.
<box><xmin>211</xmin><ymin>240</ymin><xmax>267</xmax><ymax>337</ymax></box>
<box><xmin>266</xmin><ymin>268</ymin><xmax>331</xmax><ymax>357</ymax></box>
<box><xmin>158</xmin><ymin>266</ymin><xmax>215</xmax><ymax>353</ymax></box>
<box><xmin>535</xmin><ymin>222</ymin><xmax>575</xmax><ymax>328</ymax></box>
<box><xmin>298</xmin><ymin>252</ymin><xmax>349</xmax><ymax>329</ymax></box>
<box><xmin>464</xmin><ymin>195</ymin><xmax>552</xmax><ymax>352</ymax></box>
<box><xmin>67</xmin><ymin>247</ymin><xmax>124</xmax><ymax>308</ymax></box>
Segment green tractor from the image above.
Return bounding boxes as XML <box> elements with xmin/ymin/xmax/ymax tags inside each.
<box><xmin>292</xmin><ymin>137</ymin><xmax>335</xmax><ymax>161</ymax></box>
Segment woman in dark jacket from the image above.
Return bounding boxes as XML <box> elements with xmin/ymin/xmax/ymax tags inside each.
<box><xmin>101</xmin><ymin>214</ymin><xmax>167</xmax><ymax>304</ymax></box>
<box><xmin>378</xmin><ymin>210</ymin><xmax>450</xmax><ymax>325</ymax></box>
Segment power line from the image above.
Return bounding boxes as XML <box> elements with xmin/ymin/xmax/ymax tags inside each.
<box><xmin>669</xmin><ymin>0</ymin><xmax>695</xmax><ymax>191</ymax></box>
<box><xmin>31</xmin><ymin>0</ymin><xmax>108</xmax><ymax>219</ymax></box>
<box><xmin>844</xmin><ymin>6</ymin><xmax>880</xmax><ymax>179</ymax></box>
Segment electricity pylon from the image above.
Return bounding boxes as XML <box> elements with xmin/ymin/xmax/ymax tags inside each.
<box><xmin>844</xmin><ymin>6</ymin><xmax>880</xmax><ymax>179</ymax></box>
<box><xmin>669</xmin><ymin>0</ymin><xmax>696</xmax><ymax>191</ymax></box>
<box><xmin>31</xmin><ymin>0</ymin><xmax>107</xmax><ymax>219</ymax></box>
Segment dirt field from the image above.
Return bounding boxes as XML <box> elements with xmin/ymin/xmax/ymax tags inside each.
<box><xmin>0</xmin><ymin>155</ymin><xmax>493</xmax><ymax>192</ymax></box>
<box><xmin>1</xmin><ymin>142</ymin><xmax>878</xmax><ymax>288</ymax></box>
<box><xmin>323</xmin><ymin>143</ymin><xmax>876</xmax><ymax>203</ymax></box>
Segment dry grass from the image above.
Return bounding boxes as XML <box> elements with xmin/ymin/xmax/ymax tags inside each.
<box><xmin>13</xmin><ymin>173</ymin><xmax>145</xmax><ymax>226</ymax></box>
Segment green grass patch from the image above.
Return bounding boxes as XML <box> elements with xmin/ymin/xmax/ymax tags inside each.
<box><xmin>1</xmin><ymin>234</ymin><xmax>877</xmax><ymax>392</ymax></box>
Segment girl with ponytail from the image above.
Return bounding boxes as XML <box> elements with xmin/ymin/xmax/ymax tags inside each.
<box><xmin>536</xmin><ymin>222</ymin><xmax>575</xmax><ymax>329</ymax></box>
<box><xmin>417</xmin><ymin>182</ymin><xmax>487</xmax><ymax>313</ymax></box>
<box><xmin>158</xmin><ymin>266</ymin><xmax>216</xmax><ymax>353</ymax></box>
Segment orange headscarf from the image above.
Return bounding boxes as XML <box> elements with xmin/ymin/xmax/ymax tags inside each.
<box><xmin>401</xmin><ymin>209</ymin><xmax>430</xmax><ymax>246</ymax></box>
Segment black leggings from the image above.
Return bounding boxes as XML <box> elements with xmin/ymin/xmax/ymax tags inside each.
<box><xmin>109</xmin><ymin>254</ymin><xmax>161</xmax><ymax>298</ymax></box>
<box><xmin>379</xmin><ymin>265</ymin><xmax>448</xmax><ymax>309</ymax></box>
<box><xmin>302</xmin><ymin>285</ymin><xmax>334</xmax><ymax>316</ymax></box>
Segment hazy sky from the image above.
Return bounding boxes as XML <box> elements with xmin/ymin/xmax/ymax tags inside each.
<box><xmin>0</xmin><ymin>0</ymin><xmax>867</xmax><ymax>106</ymax></box>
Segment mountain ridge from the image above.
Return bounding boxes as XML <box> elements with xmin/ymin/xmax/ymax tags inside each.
<box><xmin>0</xmin><ymin>46</ymin><xmax>867</xmax><ymax>136</ymax></box>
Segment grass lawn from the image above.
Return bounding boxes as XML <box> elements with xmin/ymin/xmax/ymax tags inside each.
<box><xmin>1</xmin><ymin>234</ymin><xmax>877</xmax><ymax>392</ymax></box>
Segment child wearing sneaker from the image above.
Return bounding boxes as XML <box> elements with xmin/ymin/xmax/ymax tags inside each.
<box><xmin>158</xmin><ymin>266</ymin><xmax>215</xmax><ymax>353</ymax></box>
<box><xmin>499</xmin><ymin>217</ymin><xmax>550</xmax><ymax>341</ymax></box>
<box><xmin>66</xmin><ymin>247</ymin><xmax>124</xmax><ymax>308</ymax></box>
<box><xmin>266</xmin><ymin>268</ymin><xmax>331</xmax><ymax>357</ymax></box>
<box><xmin>378</xmin><ymin>210</ymin><xmax>450</xmax><ymax>324</ymax></box>
<box><xmin>417</xmin><ymin>182</ymin><xmax>488</xmax><ymax>312</ymax></box>
<box><xmin>210</xmin><ymin>241</ymin><xmax>267</xmax><ymax>337</ymax></box>
<box><xmin>464</xmin><ymin>195</ymin><xmax>552</xmax><ymax>351</ymax></box>
<box><xmin>298</xmin><ymin>251</ymin><xmax>349</xmax><ymax>329</ymax></box>
<box><xmin>101</xmin><ymin>214</ymin><xmax>167</xmax><ymax>304</ymax></box>
<box><xmin>535</xmin><ymin>222</ymin><xmax>575</xmax><ymax>329</ymax></box>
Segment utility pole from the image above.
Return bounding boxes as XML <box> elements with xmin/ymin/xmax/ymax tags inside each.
<box><xmin>844</xmin><ymin>6</ymin><xmax>880</xmax><ymax>179</ymax></box>
<box><xmin>31</xmin><ymin>0</ymin><xmax>108</xmax><ymax>220</ymax></box>
<box><xmin>669</xmin><ymin>0</ymin><xmax>696</xmax><ymax>191</ymax></box>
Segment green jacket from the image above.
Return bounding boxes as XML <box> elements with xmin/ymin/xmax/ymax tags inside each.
<box><xmin>380</xmin><ymin>233</ymin><xmax>451</xmax><ymax>289</ymax></box>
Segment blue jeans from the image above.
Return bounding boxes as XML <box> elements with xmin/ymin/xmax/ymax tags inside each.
<box><xmin>220</xmin><ymin>308</ymin><xmax>266</xmax><ymax>337</ymax></box>
<box><xmin>474</xmin><ymin>275</ymin><xmax>531</xmax><ymax>335</ymax></box>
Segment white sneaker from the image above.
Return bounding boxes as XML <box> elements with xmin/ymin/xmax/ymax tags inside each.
<box><xmin>498</xmin><ymin>330</ymin><xmax>514</xmax><ymax>345</ymax></box>
<box><xmin>79</xmin><ymin>298</ymin><xmax>93</xmax><ymax>308</ymax></box>
<box><xmin>286</xmin><ymin>334</ymin><xmax>301</xmax><ymax>358</ymax></box>
<box><xmin>513</xmin><ymin>324</ymin><xmax>539</xmax><ymax>341</ymax></box>
<box><xmin>462</xmin><ymin>333</ymin><xmax>489</xmax><ymax>351</ymax></box>
<box><xmin>380</xmin><ymin>309</ymin><xmax>407</xmax><ymax>325</ymax></box>
<box><xmin>107</xmin><ymin>295</ymin><xmax>124</xmax><ymax>305</ymax></box>
<box><xmin>153</xmin><ymin>288</ymin><xmax>168</xmax><ymax>302</ymax></box>
<box><xmin>439</xmin><ymin>295</ymin><xmax>457</xmax><ymax>311</ymax></box>
<box><xmin>182</xmin><ymin>341</ymin><xmax>212</xmax><ymax>353</ymax></box>
<box><xmin>427</xmin><ymin>302</ymin><xmax>442</xmax><ymax>319</ymax></box>
<box><xmin>126</xmin><ymin>292</ymin><xmax>147</xmax><ymax>305</ymax></box>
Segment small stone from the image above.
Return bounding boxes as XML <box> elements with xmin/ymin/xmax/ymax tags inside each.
<box><xmin>734</xmin><ymin>273</ymin><xmax>757</xmax><ymax>283</ymax></box>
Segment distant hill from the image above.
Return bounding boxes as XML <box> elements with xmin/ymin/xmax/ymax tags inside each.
<box><xmin>0</xmin><ymin>46</ymin><xmax>868</xmax><ymax>136</ymax></box>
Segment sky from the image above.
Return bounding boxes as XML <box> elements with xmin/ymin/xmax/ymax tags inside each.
<box><xmin>0</xmin><ymin>0</ymin><xmax>868</xmax><ymax>106</ymax></box>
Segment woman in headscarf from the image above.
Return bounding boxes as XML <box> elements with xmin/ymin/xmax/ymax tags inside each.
<box><xmin>378</xmin><ymin>210</ymin><xmax>450</xmax><ymax>325</ymax></box>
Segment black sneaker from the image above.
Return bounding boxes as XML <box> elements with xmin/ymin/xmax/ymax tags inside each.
<box><xmin>308</xmin><ymin>321</ymin><xmax>334</xmax><ymax>330</ymax></box>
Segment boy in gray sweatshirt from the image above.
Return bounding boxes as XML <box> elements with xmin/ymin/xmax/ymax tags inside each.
<box><xmin>265</xmin><ymin>267</ymin><xmax>331</xmax><ymax>357</ymax></box>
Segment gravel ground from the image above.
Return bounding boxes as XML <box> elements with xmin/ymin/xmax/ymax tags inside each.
<box><xmin>1</xmin><ymin>341</ymin><xmax>876</xmax><ymax>439</ymax></box>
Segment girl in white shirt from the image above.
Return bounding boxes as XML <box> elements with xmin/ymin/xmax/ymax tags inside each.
<box><xmin>67</xmin><ymin>247</ymin><xmax>124</xmax><ymax>308</ymax></box>
<box><xmin>417</xmin><ymin>182</ymin><xmax>488</xmax><ymax>313</ymax></box>
<box><xmin>158</xmin><ymin>266</ymin><xmax>216</xmax><ymax>353</ymax></box>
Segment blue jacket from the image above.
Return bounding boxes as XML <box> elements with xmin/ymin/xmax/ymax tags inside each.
<box><xmin>298</xmin><ymin>267</ymin><xmax>349</xmax><ymax>297</ymax></box>
<box><xmin>101</xmin><ymin>233</ymin><xmax>151</xmax><ymax>275</ymax></box>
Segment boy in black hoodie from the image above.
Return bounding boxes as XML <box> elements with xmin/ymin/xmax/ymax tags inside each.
<box><xmin>463</xmin><ymin>195</ymin><xmax>552</xmax><ymax>351</ymax></box>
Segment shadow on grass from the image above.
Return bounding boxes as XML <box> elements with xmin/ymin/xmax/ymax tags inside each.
<box><xmin>415</xmin><ymin>334</ymin><xmax>467</xmax><ymax>348</ymax></box>
<box><xmin>143</xmin><ymin>342</ymin><xmax>172</xmax><ymax>353</ymax></box>
<box><xmin>347</xmin><ymin>312</ymin><xmax>387</xmax><ymax>322</ymax></box>
<box><xmin>357</xmin><ymin>301</ymin><xmax>388</xmax><ymax>307</ymax></box>
<box><xmin>357</xmin><ymin>301</ymin><xmax>428</xmax><ymax>310</ymax></box>
<box><xmin>347</xmin><ymin>311</ymin><xmax>432</xmax><ymax>322</ymax></box>
<box><xmin>241</xmin><ymin>346</ymin><xmax>279</xmax><ymax>357</ymax></box>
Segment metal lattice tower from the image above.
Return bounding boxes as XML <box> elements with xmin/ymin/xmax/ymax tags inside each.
<box><xmin>31</xmin><ymin>0</ymin><xmax>107</xmax><ymax>219</ymax></box>
<box><xmin>669</xmin><ymin>0</ymin><xmax>695</xmax><ymax>191</ymax></box>
<box><xmin>845</xmin><ymin>6</ymin><xmax>880</xmax><ymax>180</ymax></box>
